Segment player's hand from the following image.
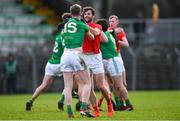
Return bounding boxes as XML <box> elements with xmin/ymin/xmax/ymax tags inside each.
<box><xmin>115</xmin><ymin>27</ymin><xmax>124</xmax><ymax>33</ymax></box>
<box><xmin>123</xmin><ymin>79</ymin><xmax>127</xmax><ymax>88</ymax></box>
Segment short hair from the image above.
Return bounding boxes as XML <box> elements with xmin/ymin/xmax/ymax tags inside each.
<box><xmin>57</xmin><ymin>13</ymin><xmax>71</xmax><ymax>31</ymax></box>
<box><xmin>109</xmin><ymin>15</ymin><xmax>119</xmax><ymax>21</ymax></box>
<box><xmin>70</xmin><ymin>4</ymin><xmax>82</xmax><ymax>16</ymax></box>
<box><xmin>82</xmin><ymin>6</ymin><xmax>96</xmax><ymax>16</ymax></box>
<box><xmin>96</xmin><ymin>19</ymin><xmax>108</xmax><ymax>32</ymax></box>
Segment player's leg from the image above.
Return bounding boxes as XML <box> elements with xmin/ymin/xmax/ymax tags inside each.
<box><xmin>32</xmin><ymin>75</ymin><xmax>54</xmax><ymax>101</ymax></box>
<box><xmin>121</xmin><ymin>66</ymin><xmax>133</xmax><ymax>110</ymax></box>
<box><xmin>118</xmin><ymin>56</ymin><xmax>133</xmax><ymax>110</ymax></box>
<box><xmin>122</xmin><ymin>71</ymin><xmax>127</xmax><ymax>87</ymax></box>
<box><xmin>73</xmin><ymin>73</ymin><xmax>83</xmax><ymax>111</ymax></box>
<box><xmin>63</xmin><ymin>72</ymin><xmax>74</xmax><ymax>118</ymax></box>
<box><xmin>104</xmin><ymin>73</ymin><xmax>119</xmax><ymax>111</ymax></box>
<box><xmin>85</xmin><ymin>53</ymin><xmax>113</xmax><ymax>117</ymax></box>
<box><xmin>76</xmin><ymin>70</ymin><xmax>95</xmax><ymax>117</ymax></box>
<box><xmin>26</xmin><ymin>75</ymin><xmax>54</xmax><ymax>111</ymax></box>
<box><xmin>89</xmin><ymin>74</ymin><xmax>100</xmax><ymax>117</ymax></box>
<box><xmin>112</xmin><ymin>75</ymin><xmax>133</xmax><ymax>111</ymax></box>
<box><xmin>94</xmin><ymin>73</ymin><xmax>114</xmax><ymax>117</ymax></box>
<box><xmin>58</xmin><ymin>74</ymin><xmax>79</xmax><ymax>111</ymax></box>
<box><xmin>72</xmin><ymin>74</ymin><xmax>79</xmax><ymax>99</ymax></box>
<box><xmin>58</xmin><ymin>89</ymin><xmax>65</xmax><ymax>111</ymax></box>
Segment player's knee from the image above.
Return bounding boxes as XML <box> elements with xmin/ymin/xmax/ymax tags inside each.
<box><xmin>114</xmin><ymin>85</ymin><xmax>123</xmax><ymax>92</ymax></box>
<box><xmin>98</xmin><ymin>84</ymin><xmax>105</xmax><ymax>91</ymax></box>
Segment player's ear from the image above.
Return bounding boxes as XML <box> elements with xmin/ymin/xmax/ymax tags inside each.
<box><xmin>93</xmin><ymin>15</ymin><xmax>96</xmax><ymax>21</ymax></box>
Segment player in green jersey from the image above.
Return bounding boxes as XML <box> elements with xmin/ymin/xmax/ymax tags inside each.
<box><xmin>25</xmin><ymin>12</ymin><xmax>72</xmax><ymax>111</ymax></box>
<box><xmin>97</xmin><ymin>18</ymin><xmax>133</xmax><ymax>111</ymax></box>
<box><xmin>60</xmin><ymin>4</ymin><xmax>97</xmax><ymax>118</ymax></box>
<box><xmin>26</xmin><ymin>33</ymin><xmax>64</xmax><ymax>111</ymax></box>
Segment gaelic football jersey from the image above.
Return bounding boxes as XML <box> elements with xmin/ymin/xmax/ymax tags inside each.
<box><xmin>116</xmin><ymin>31</ymin><xmax>126</xmax><ymax>53</ymax></box>
<box><xmin>107</xmin><ymin>27</ymin><xmax>126</xmax><ymax>54</ymax></box>
<box><xmin>48</xmin><ymin>34</ymin><xmax>64</xmax><ymax>64</ymax></box>
<box><xmin>62</xmin><ymin>18</ymin><xmax>89</xmax><ymax>49</ymax></box>
<box><xmin>82</xmin><ymin>22</ymin><xmax>102</xmax><ymax>54</ymax></box>
<box><xmin>100</xmin><ymin>31</ymin><xmax>118</xmax><ymax>59</ymax></box>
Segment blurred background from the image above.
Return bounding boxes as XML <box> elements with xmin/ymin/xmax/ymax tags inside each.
<box><xmin>0</xmin><ymin>0</ymin><xmax>180</xmax><ymax>94</ymax></box>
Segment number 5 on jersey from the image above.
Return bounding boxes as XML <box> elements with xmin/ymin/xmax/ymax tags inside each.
<box><xmin>64</xmin><ymin>22</ymin><xmax>77</xmax><ymax>33</ymax></box>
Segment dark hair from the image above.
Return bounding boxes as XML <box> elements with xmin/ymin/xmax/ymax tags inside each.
<box><xmin>70</xmin><ymin>4</ymin><xmax>82</xmax><ymax>16</ymax></box>
<box><xmin>57</xmin><ymin>13</ymin><xmax>71</xmax><ymax>31</ymax></box>
<box><xmin>82</xmin><ymin>6</ymin><xmax>96</xmax><ymax>16</ymax></box>
<box><xmin>61</xmin><ymin>12</ymin><xmax>71</xmax><ymax>21</ymax></box>
<box><xmin>96</xmin><ymin>19</ymin><xmax>108</xmax><ymax>32</ymax></box>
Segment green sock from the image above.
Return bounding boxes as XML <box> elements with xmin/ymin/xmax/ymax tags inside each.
<box><xmin>79</xmin><ymin>100</ymin><xmax>82</xmax><ymax>105</ymax></box>
<box><xmin>60</xmin><ymin>94</ymin><xmax>65</xmax><ymax>103</ymax></box>
<box><xmin>81</xmin><ymin>102</ymin><xmax>87</xmax><ymax>111</ymax></box>
<box><xmin>115</xmin><ymin>97</ymin><xmax>124</xmax><ymax>107</ymax></box>
<box><xmin>67</xmin><ymin>105</ymin><xmax>73</xmax><ymax>114</ymax></box>
<box><xmin>125</xmin><ymin>99</ymin><xmax>131</xmax><ymax>106</ymax></box>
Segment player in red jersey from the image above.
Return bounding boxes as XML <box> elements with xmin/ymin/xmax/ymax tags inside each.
<box><xmin>97</xmin><ymin>15</ymin><xmax>133</xmax><ymax>111</ymax></box>
<box><xmin>82</xmin><ymin>6</ymin><xmax>114</xmax><ymax>117</ymax></box>
<box><xmin>108</xmin><ymin>15</ymin><xmax>133</xmax><ymax>111</ymax></box>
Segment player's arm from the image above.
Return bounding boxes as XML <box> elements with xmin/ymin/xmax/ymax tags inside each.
<box><xmin>81</xmin><ymin>22</ymin><xmax>95</xmax><ymax>40</ymax></box>
<box><xmin>116</xmin><ymin>28</ymin><xmax>129</xmax><ymax>47</ymax></box>
<box><xmin>100</xmin><ymin>31</ymin><xmax>108</xmax><ymax>43</ymax></box>
<box><xmin>88</xmin><ymin>27</ymin><xmax>101</xmax><ymax>36</ymax></box>
<box><xmin>117</xmin><ymin>36</ymin><xmax>129</xmax><ymax>48</ymax></box>
<box><xmin>86</xmin><ymin>31</ymin><xmax>95</xmax><ymax>40</ymax></box>
<box><xmin>115</xmin><ymin>27</ymin><xmax>124</xmax><ymax>33</ymax></box>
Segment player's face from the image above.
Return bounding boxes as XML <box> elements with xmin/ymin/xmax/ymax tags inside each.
<box><xmin>83</xmin><ymin>10</ymin><xmax>94</xmax><ymax>23</ymax></box>
<box><xmin>109</xmin><ymin>17</ymin><xmax>119</xmax><ymax>29</ymax></box>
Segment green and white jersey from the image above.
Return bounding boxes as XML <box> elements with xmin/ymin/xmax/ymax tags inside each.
<box><xmin>62</xmin><ymin>18</ymin><xmax>89</xmax><ymax>48</ymax></box>
<box><xmin>100</xmin><ymin>31</ymin><xmax>118</xmax><ymax>59</ymax></box>
<box><xmin>48</xmin><ymin>34</ymin><xmax>64</xmax><ymax>64</ymax></box>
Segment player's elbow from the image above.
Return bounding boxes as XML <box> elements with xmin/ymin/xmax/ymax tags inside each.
<box><xmin>125</xmin><ymin>43</ymin><xmax>129</xmax><ymax>47</ymax></box>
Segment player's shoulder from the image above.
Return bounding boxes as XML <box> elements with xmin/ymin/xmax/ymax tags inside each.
<box><xmin>55</xmin><ymin>34</ymin><xmax>62</xmax><ymax>41</ymax></box>
<box><xmin>94</xmin><ymin>23</ymin><xmax>102</xmax><ymax>29</ymax></box>
<box><xmin>105</xmin><ymin>31</ymin><xmax>110</xmax><ymax>35</ymax></box>
<box><xmin>90</xmin><ymin>23</ymin><xmax>102</xmax><ymax>31</ymax></box>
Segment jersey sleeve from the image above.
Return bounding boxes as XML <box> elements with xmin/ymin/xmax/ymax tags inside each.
<box><xmin>116</xmin><ymin>31</ymin><xmax>126</xmax><ymax>40</ymax></box>
<box><xmin>80</xmin><ymin>22</ymin><xmax>89</xmax><ymax>32</ymax></box>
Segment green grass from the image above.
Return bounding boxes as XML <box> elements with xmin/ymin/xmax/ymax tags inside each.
<box><xmin>0</xmin><ymin>90</ymin><xmax>180</xmax><ymax>120</ymax></box>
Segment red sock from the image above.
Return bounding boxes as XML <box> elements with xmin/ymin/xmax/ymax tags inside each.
<box><xmin>93</xmin><ymin>105</ymin><xmax>99</xmax><ymax>111</ymax></box>
<box><xmin>98</xmin><ymin>98</ymin><xmax>103</xmax><ymax>107</ymax></box>
<box><xmin>106</xmin><ymin>98</ymin><xmax>111</xmax><ymax>105</ymax></box>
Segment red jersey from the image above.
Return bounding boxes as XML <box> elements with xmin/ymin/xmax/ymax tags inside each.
<box><xmin>82</xmin><ymin>22</ymin><xmax>102</xmax><ymax>54</ymax></box>
<box><xmin>116</xmin><ymin>31</ymin><xmax>126</xmax><ymax>53</ymax></box>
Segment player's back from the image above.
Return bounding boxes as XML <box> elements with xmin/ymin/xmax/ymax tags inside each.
<box><xmin>62</xmin><ymin>18</ymin><xmax>88</xmax><ymax>49</ymax></box>
<box><xmin>100</xmin><ymin>31</ymin><xmax>118</xmax><ymax>59</ymax></box>
<box><xmin>48</xmin><ymin>34</ymin><xmax>64</xmax><ymax>64</ymax></box>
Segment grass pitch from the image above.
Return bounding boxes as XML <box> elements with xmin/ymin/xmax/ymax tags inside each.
<box><xmin>0</xmin><ymin>90</ymin><xmax>180</xmax><ymax>120</ymax></box>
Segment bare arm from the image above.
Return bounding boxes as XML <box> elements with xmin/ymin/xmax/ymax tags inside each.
<box><xmin>100</xmin><ymin>31</ymin><xmax>108</xmax><ymax>43</ymax></box>
<box><xmin>115</xmin><ymin>27</ymin><xmax>129</xmax><ymax>47</ymax></box>
<box><xmin>117</xmin><ymin>36</ymin><xmax>129</xmax><ymax>47</ymax></box>
<box><xmin>88</xmin><ymin>26</ymin><xmax>101</xmax><ymax>36</ymax></box>
<box><xmin>86</xmin><ymin>31</ymin><xmax>95</xmax><ymax>40</ymax></box>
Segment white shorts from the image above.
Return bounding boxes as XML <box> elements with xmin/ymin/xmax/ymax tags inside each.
<box><xmin>103</xmin><ymin>56</ymin><xmax>124</xmax><ymax>76</ymax></box>
<box><xmin>45</xmin><ymin>62</ymin><xmax>62</xmax><ymax>77</ymax></box>
<box><xmin>83</xmin><ymin>53</ymin><xmax>104</xmax><ymax>74</ymax></box>
<box><xmin>60</xmin><ymin>50</ymin><xmax>87</xmax><ymax>72</ymax></box>
<box><xmin>118</xmin><ymin>54</ymin><xmax>125</xmax><ymax>72</ymax></box>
